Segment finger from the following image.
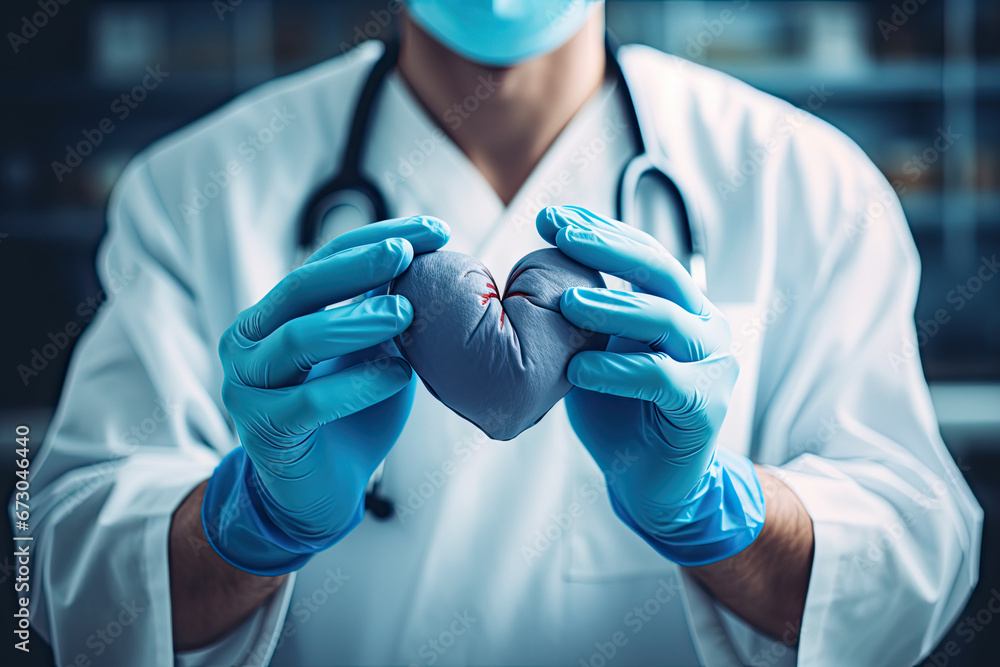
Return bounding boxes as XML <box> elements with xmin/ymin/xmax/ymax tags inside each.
<box><xmin>556</xmin><ymin>225</ymin><xmax>706</xmax><ymax>316</ymax></box>
<box><xmin>536</xmin><ymin>205</ymin><xmax>657</xmax><ymax>248</ymax></box>
<box><xmin>536</xmin><ymin>206</ymin><xmax>705</xmax><ymax>315</ymax></box>
<box><xmin>567</xmin><ymin>350</ymin><xmax>738</xmax><ymax>416</ymax></box>
<box><xmin>560</xmin><ymin>288</ymin><xmax>728</xmax><ymax>361</ymax></box>
<box><xmin>237</xmin><ymin>357</ymin><xmax>414</xmax><ymax>436</ymax></box>
<box><xmin>234</xmin><ymin>238</ymin><xmax>412</xmax><ymax>342</ymax></box>
<box><xmin>231</xmin><ymin>295</ymin><xmax>413</xmax><ymax>388</ymax></box>
<box><xmin>567</xmin><ymin>351</ymin><xmax>691</xmax><ymax>413</ymax></box>
<box><xmin>305</xmin><ymin>215</ymin><xmax>450</xmax><ymax>264</ymax></box>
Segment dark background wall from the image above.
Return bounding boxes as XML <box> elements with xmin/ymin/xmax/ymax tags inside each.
<box><xmin>1</xmin><ymin>1</ymin><xmax>997</xmax><ymax>665</ymax></box>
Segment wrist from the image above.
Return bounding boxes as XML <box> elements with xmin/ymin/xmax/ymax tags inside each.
<box><xmin>610</xmin><ymin>447</ymin><xmax>766</xmax><ymax>567</ymax></box>
<box><xmin>170</xmin><ymin>480</ymin><xmax>289</xmax><ymax>650</ymax></box>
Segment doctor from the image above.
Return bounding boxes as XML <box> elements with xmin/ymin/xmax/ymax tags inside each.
<box><xmin>23</xmin><ymin>1</ymin><xmax>981</xmax><ymax>666</ymax></box>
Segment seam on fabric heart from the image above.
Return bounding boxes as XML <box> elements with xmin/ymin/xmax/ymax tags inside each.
<box><xmin>479</xmin><ymin>281</ymin><xmax>505</xmax><ymax>327</ymax></box>
<box><xmin>499</xmin><ymin>263</ymin><xmax>535</xmax><ymax>331</ymax></box>
<box><xmin>471</xmin><ymin>266</ymin><xmax>533</xmax><ymax>333</ymax></box>
<box><xmin>503</xmin><ymin>264</ymin><xmax>559</xmax><ymax>316</ymax></box>
<box><xmin>464</xmin><ymin>267</ymin><xmax>532</xmax><ymax>370</ymax></box>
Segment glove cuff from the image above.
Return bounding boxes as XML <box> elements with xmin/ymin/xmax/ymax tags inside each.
<box><xmin>201</xmin><ymin>447</ymin><xmax>358</xmax><ymax>576</ymax></box>
<box><xmin>610</xmin><ymin>447</ymin><xmax>766</xmax><ymax>567</ymax></box>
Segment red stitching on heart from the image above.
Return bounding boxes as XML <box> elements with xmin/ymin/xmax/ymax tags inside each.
<box><xmin>479</xmin><ymin>280</ymin><xmax>532</xmax><ymax>331</ymax></box>
<box><xmin>479</xmin><ymin>282</ymin><xmax>504</xmax><ymax>328</ymax></box>
<box><xmin>480</xmin><ymin>282</ymin><xmax>500</xmax><ymax>305</ymax></box>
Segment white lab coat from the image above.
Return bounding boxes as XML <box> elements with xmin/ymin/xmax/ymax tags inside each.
<box><xmin>21</xmin><ymin>41</ymin><xmax>982</xmax><ymax>666</ymax></box>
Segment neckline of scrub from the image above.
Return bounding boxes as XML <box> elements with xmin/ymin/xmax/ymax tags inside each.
<box><xmin>375</xmin><ymin>68</ymin><xmax>620</xmax><ymax>254</ymax></box>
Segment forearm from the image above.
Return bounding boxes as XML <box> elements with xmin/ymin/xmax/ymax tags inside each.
<box><xmin>168</xmin><ymin>480</ymin><xmax>288</xmax><ymax>651</ymax></box>
<box><xmin>685</xmin><ymin>467</ymin><xmax>814</xmax><ymax>642</ymax></box>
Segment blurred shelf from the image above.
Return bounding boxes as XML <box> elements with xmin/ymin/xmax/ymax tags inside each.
<box><xmin>899</xmin><ymin>192</ymin><xmax>1000</xmax><ymax>229</ymax></box>
<box><xmin>930</xmin><ymin>383</ymin><xmax>1000</xmax><ymax>428</ymax></box>
<box><xmin>712</xmin><ymin>61</ymin><xmax>1000</xmax><ymax>100</ymax></box>
<box><xmin>977</xmin><ymin>62</ymin><xmax>1000</xmax><ymax>96</ymax></box>
<box><xmin>930</xmin><ymin>383</ymin><xmax>1000</xmax><ymax>453</ymax></box>
<box><xmin>901</xmin><ymin>192</ymin><xmax>943</xmax><ymax>229</ymax></box>
<box><xmin>976</xmin><ymin>192</ymin><xmax>1000</xmax><ymax>221</ymax></box>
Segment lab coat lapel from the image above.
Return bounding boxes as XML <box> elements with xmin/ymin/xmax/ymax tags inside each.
<box><xmin>477</xmin><ymin>79</ymin><xmax>629</xmax><ymax>278</ymax></box>
<box><xmin>364</xmin><ymin>71</ymin><xmax>505</xmax><ymax>256</ymax></box>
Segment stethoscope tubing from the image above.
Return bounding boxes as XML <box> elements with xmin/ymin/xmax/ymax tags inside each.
<box><xmin>300</xmin><ymin>36</ymin><xmax>703</xmax><ymax>266</ymax></box>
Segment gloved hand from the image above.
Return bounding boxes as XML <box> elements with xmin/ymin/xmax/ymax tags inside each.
<box><xmin>202</xmin><ymin>216</ymin><xmax>450</xmax><ymax>576</ymax></box>
<box><xmin>536</xmin><ymin>206</ymin><xmax>765</xmax><ymax>567</ymax></box>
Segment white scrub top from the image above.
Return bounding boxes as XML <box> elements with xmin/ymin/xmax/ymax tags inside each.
<box><xmin>23</xmin><ymin>41</ymin><xmax>982</xmax><ymax>667</ymax></box>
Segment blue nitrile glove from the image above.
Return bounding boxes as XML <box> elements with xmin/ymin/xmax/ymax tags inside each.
<box><xmin>203</xmin><ymin>216</ymin><xmax>450</xmax><ymax>576</ymax></box>
<box><xmin>536</xmin><ymin>206</ymin><xmax>765</xmax><ymax>567</ymax></box>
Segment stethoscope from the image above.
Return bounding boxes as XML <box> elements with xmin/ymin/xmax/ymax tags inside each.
<box><xmin>299</xmin><ymin>36</ymin><xmax>707</xmax><ymax>521</ymax></box>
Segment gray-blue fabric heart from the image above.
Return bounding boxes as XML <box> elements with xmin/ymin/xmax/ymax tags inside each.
<box><xmin>389</xmin><ymin>248</ymin><xmax>610</xmax><ymax>441</ymax></box>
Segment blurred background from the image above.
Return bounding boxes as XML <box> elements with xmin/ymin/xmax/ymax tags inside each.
<box><xmin>0</xmin><ymin>0</ymin><xmax>997</xmax><ymax>665</ymax></box>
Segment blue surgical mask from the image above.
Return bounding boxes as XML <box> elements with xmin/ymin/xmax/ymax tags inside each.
<box><xmin>404</xmin><ymin>0</ymin><xmax>603</xmax><ymax>67</ymax></box>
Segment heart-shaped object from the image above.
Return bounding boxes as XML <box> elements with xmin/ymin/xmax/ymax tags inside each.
<box><xmin>389</xmin><ymin>248</ymin><xmax>610</xmax><ymax>441</ymax></box>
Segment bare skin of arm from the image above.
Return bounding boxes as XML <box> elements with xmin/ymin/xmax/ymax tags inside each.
<box><xmin>685</xmin><ymin>468</ymin><xmax>815</xmax><ymax>642</ymax></box>
<box><xmin>169</xmin><ymin>481</ymin><xmax>288</xmax><ymax>651</ymax></box>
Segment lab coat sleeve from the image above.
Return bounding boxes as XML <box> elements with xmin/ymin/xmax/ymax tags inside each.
<box><xmin>17</xmin><ymin>156</ymin><xmax>292</xmax><ymax>666</ymax></box>
<box><xmin>718</xmin><ymin>158</ymin><xmax>983</xmax><ymax>666</ymax></box>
